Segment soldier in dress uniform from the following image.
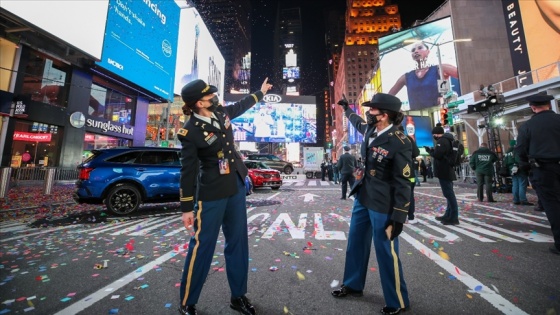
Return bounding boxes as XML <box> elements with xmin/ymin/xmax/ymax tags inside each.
<box><xmin>332</xmin><ymin>93</ymin><xmax>412</xmax><ymax>315</ymax></box>
<box><xmin>515</xmin><ymin>92</ymin><xmax>560</xmax><ymax>255</ymax></box>
<box><xmin>177</xmin><ymin>78</ymin><xmax>272</xmax><ymax>315</ymax></box>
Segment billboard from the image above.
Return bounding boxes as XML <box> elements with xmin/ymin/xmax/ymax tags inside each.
<box><xmin>174</xmin><ymin>8</ymin><xmax>225</xmax><ymax>99</ymax></box>
<box><xmin>501</xmin><ymin>0</ymin><xmax>560</xmax><ymax>84</ymax></box>
<box><xmin>283</xmin><ymin>67</ymin><xmax>300</xmax><ymax>80</ymax></box>
<box><xmin>401</xmin><ymin>116</ymin><xmax>433</xmax><ymax>149</ymax></box>
<box><xmin>225</xmin><ymin>94</ymin><xmax>316</xmax><ymax>143</ymax></box>
<box><xmin>98</xmin><ymin>0</ymin><xmax>180</xmax><ymax>100</ymax></box>
<box><xmin>379</xmin><ymin>17</ymin><xmax>460</xmax><ymax>111</ymax></box>
<box><xmin>1</xmin><ymin>1</ymin><xmax>109</xmax><ymax>59</ymax></box>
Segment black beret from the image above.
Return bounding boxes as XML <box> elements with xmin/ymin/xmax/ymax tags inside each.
<box><xmin>343</xmin><ymin>146</ymin><xmax>350</xmax><ymax>151</ymax></box>
<box><xmin>526</xmin><ymin>92</ymin><xmax>553</xmax><ymax>106</ymax></box>
<box><xmin>181</xmin><ymin>79</ymin><xmax>218</xmax><ymax>103</ymax></box>
<box><xmin>362</xmin><ymin>93</ymin><xmax>402</xmax><ymax>112</ymax></box>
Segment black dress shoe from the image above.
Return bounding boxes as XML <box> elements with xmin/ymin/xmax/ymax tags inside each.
<box><xmin>380</xmin><ymin>306</ymin><xmax>409</xmax><ymax>314</ymax></box>
<box><xmin>534</xmin><ymin>206</ymin><xmax>545</xmax><ymax>212</ymax></box>
<box><xmin>178</xmin><ymin>305</ymin><xmax>197</xmax><ymax>315</ymax></box>
<box><xmin>331</xmin><ymin>285</ymin><xmax>363</xmax><ymax>298</ymax></box>
<box><xmin>230</xmin><ymin>296</ymin><xmax>256</xmax><ymax>315</ymax></box>
<box><xmin>487</xmin><ymin>200</ymin><xmax>497</xmax><ymax>203</ymax></box>
<box><xmin>435</xmin><ymin>216</ymin><xmax>447</xmax><ymax>221</ymax></box>
<box><xmin>513</xmin><ymin>201</ymin><xmax>520</xmax><ymax>205</ymax></box>
<box><xmin>520</xmin><ymin>201</ymin><xmax>534</xmax><ymax>206</ymax></box>
<box><xmin>549</xmin><ymin>246</ymin><xmax>560</xmax><ymax>255</ymax></box>
<box><xmin>441</xmin><ymin>219</ymin><xmax>460</xmax><ymax>225</ymax></box>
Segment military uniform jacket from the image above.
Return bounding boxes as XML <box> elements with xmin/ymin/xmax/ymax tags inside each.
<box><xmin>515</xmin><ymin>110</ymin><xmax>560</xmax><ymax>168</ymax></box>
<box><xmin>177</xmin><ymin>91</ymin><xmax>263</xmax><ymax>212</ymax></box>
<box><xmin>344</xmin><ymin>109</ymin><xmax>412</xmax><ymax>223</ymax></box>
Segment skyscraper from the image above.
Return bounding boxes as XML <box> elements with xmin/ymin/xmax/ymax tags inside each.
<box><xmin>273</xmin><ymin>5</ymin><xmax>303</xmax><ymax>96</ymax></box>
<box><xmin>193</xmin><ymin>0</ymin><xmax>252</xmax><ymax>93</ymax></box>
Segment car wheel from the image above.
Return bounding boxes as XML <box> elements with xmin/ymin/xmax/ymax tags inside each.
<box><xmin>306</xmin><ymin>172</ymin><xmax>313</xmax><ymax>179</ymax></box>
<box><xmin>105</xmin><ymin>183</ymin><xmax>141</xmax><ymax>215</ymax></box>
<box><xmin>284</xmin><ymin>166</ymin><xmax>293</xmax><ymax>174</ymax></box>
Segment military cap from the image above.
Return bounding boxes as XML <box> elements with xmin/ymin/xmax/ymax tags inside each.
<box><xmin>181</xmin><ymin>79</ymin><xmax>218</xmax><ymax>103</ymax></box>
<box><xmin>526</xmin><ymin>92</ymin><xmax>554</xmax><ymax>106</ymax></box>
<box><xmin>343</xmin><ymin>146</ymin><xmax>350</xmax><ymax>151</ymax></box>
<box><xmin>362</xmin><ymin>93</ymin><xmax>402</xmax><ymax>113</ymax></box>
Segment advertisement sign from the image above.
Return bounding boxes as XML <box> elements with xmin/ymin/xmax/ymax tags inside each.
<box><xmin>1</xmin><ymin>1</ymin><xmax>109</xmax><ymax>59</ymax></box>
<box><xmin>379</xmin><ymin>17</ymin><xmax>460</xmax><ymax>111</ymax></box>
<box><xmin>98</xmin><ymin>0</ymin><xmax>181</xmax><ymax>100</ymax></box>
<box><xmin>225</xmin><ymin>94</ymin><xmax>316</xmax><ymax>143</ymax></box>
<box><xmin>501</xmin><ymin>0</ymin><xmax>560</xmax><ymax>84</ymax></box>
<box><xmin>400</xmin><ymin>116</ymin><xmax>433</xmax><ymax>149</ymax></box>
<box><xmin>13</xmin><ymin>131</ymin><xmax>52</xmax><ymax>142</ymax></box>
<box><xmin>174</xmin><ymin>8</ymin><xmax>225</xmax><ymax>99</ymax></box>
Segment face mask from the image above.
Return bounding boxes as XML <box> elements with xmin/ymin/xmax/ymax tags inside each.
<box><xmin>433</xmin><ymin>135</ymin><xmax>440</xmax><ymax>140</ymax></box>
<box><xmin>366</xmin><ymin>112</ymin><xmax>378</xmax><ymax>126</ymax></box>
<box><xmin>207</xmin><ymin>95</ymin><xmax>220</xmax><ymax>112</ymax></box>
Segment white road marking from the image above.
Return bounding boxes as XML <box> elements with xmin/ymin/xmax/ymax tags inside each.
<box><xmin>401</xmin><ymin>232</ymin><xmax>529</xmax><ymax>315</ymax></box>
<box><xmin>127</xmin><ymin>216</ymin><xmax>182</xmax><ymax>236</ymax></box>
<box><xmin>420</xmin><ymin>215</ymin><xmax>496</xmax><ymax>242</ymax></box>
<box><xmin>406</xmin><ymin>217</ymin><xmax>461</xmax><ymax>243</ymax></box>
<box><xmin>460</xmin><ymin>217</ymin><xmax>553</xmax><ymax>242</ymax></box>
<box><xmin>1</xmin><ymin>226</ymin><xmax>70</xmax><ymax>242</ymax></box>
<box><xmin>109</xmin><ymin>218</ymin><xmax>167</xmax><ymax>236</ymax></box>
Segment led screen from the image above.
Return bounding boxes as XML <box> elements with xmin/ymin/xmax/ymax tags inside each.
<box><xmin>174</xmin><ymin>8</ymin><xmax>225</xmax><ymax>99</ymax></box>
<box><xmin>379</xmin><ymin>17</ymin><xmax>460</xmax><ymax>111</ymax></box>
<box><xmin>98</xmin><ymin>0</ymin><xmax>180</xmax><ymax>100</ymax></box>
<box><xmin>225</xmin><ymin>94</ymin><xmax>316</xmax><ymax>143</ymax></box>
<box><xmin>1</xmin><ymin>1</ymin><xmax>109</xmax><ymax>59</ymax></box>
<box><xmin>283</xmin><ymin>67</ymin><xmax>300</xmax><ymax>79</ymax></box>
<box><xmin>400</xmin><ymin>115</ymin><xmax>433</xmax><ymax>149</ymax></box>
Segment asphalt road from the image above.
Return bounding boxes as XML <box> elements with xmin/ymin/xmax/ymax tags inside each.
<box><xmin>1</xmin><ymin>179</ymin><xmax>558</xmax><ymax>315</ymax></box>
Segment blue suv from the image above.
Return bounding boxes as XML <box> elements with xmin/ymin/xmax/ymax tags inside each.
<box><xmin>74</xmin><ymin>147</ymin><xmax>252</xmax><ymax>215</ymax></box>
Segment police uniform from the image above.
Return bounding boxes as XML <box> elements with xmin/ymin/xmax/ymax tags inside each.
<box><xmin>333</xmin><ymin>93</ymin><xmax>412</xmax><ymax>314</ymax></box>
<box><xmin>177</xmin><ymin>79</ymin><xmax>263</xmax><ymax>312</ymax></box>
<box><xmin>514</xmin><ymin>93</ymin><xmax>560</xmax><ymax>255</ymax></box>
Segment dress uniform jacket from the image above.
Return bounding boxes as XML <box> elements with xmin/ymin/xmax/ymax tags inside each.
<box><xmin>515</xmin><ymin>110</ymin><xmax>560</xmax><ymax>167</ymax></box>
<box><xmin>177</xmin><ymin>91</ymin><xmax>263</xmax><ymax>212</ymax></box>
<box><xmin>345</xmin><ymin>109</ymin><xmax>412</xmax><ymax>224</ymax></box>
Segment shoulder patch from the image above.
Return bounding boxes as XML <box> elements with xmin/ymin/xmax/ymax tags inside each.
<box><xmin>395</xmin><ymin>130</ymin><xmax>407</xmax><ymax>140</ymax></box>
<box><xmin>177</xmin><ymin>128</ymin><xmax>188</xmax><ymax>136</ymax></box>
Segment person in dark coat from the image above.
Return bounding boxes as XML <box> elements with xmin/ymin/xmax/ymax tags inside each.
<box><xmin>515</xmin><ymin>92</ymin><xmax>560</xmax><ymax>255</ymax></box>
<box><xmin>177</xmin><ymin>78</ymin><xmax>272</xmax><ymax>315</ymax></box>
<box><xmin>337</xmin><ymin>146</ymin><xmax>356</xmax><ymax>200</ymax></box>
<box><xmin>419</xmin><ymin>158</ymin><xmax>427</xmax><ymax>182</ymax></box>
<box><xmin>332</xmin><ymin>93</ymin><xmax>412</xmax><ymax>315</ymax></box>
<box><xmin>425</xmin><ymin>123</ymin><xmax>459</xmax><ymax>225</ymax></box>
<box><xmin>469</xmin><ymin>143</ymin><xmax>499</xmax><ymax>202</ymax></box>
<box><xmin>504</xmin><ymin>140</ymin><xmax>533</xmax><ymax>205</ymax></box>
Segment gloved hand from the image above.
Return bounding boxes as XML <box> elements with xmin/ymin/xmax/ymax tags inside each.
<box><xmin>423</xmin><ymin>146</ymin><xmax>432</xmax><ymax>153</ymax></box>
<box><xmin>337</xmin><ymin>94</ymin><xmax>349</xmax><ymax>111</ymax></box>
<box><xmin>385</xmin><ymin>220</ymin><xmax>403</xmax><ymax>240</ymax></box>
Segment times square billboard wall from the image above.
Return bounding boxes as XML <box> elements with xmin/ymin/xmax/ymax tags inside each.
<box><xmin>379</xmin><ymin>17</ymin><xmax>461</xmax><ymax>112</ymax></box>
<box><xmin>174</xmin><ymin>8</ymin><xmax>225</xmax><ymax>99</ymax></box>
<box><xmin>98</xmin><ymin>0</ymin><xmax>181</xmax><ymax>101</ymax></box>
<box><xmin>501</xmin><ymin>0</ymin><xmax>560</xmax><ymax>85</ymax></box>
<box><xmin>224</xmin><ymin>94</ymin><xmax>317</xmax><ymax>144</ymax></box>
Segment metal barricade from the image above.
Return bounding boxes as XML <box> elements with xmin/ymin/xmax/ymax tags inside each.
<box><xmin>43</xmin><ymin>167</ymin><xmax>56</xmax><ymax>195</ymax></box>
<box><xmin>0</xmin><ymin>167</ymin><xmax>12</xmax><ymax>199</ymax></box>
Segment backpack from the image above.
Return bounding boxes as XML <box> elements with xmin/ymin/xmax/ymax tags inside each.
<box><xmin>447</xmin><ymin>139</ymin><xmax>464</xmax><ymax>167</ymax></box>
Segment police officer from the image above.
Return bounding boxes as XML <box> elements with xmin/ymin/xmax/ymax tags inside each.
<box><xmin>332</xmin><ymin>93</ymin><xmax>412</xmax><ymax>315</ymax></box>
<box><xmin>515</xmin><ymin>92</ymin><xmax>560</xmax><ymax>255</ymax></box>
<box><xmin>177</xmin><ymin>78</ymin><xmax>272</xmax><ymax>315</ymax></box>
<box><xmin>469</xmin><ymin>143</ymin><xmax>498</xmax><ymax>202</ymax></box>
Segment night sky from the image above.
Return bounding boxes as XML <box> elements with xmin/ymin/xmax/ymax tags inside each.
<box><xmin>249</xmin><ymin>0</ymin><xmax>445</xmax><ymax>95</ymax></box>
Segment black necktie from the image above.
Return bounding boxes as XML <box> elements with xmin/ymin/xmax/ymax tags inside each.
<box><xmin>370</xmin><ymin>132</ymin><xmax>377</xmax><ymax>139</ymax></box>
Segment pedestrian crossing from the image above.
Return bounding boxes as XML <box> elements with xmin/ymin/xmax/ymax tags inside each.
<box><xmin>0</xmin><ymin>209</ymin><xmax>553</xmax><ymax>244</ymax></box>
<box><xmin>282</xmin><ymin>180</ymin><xmax>337</xmax><ymax>187</ymax></box>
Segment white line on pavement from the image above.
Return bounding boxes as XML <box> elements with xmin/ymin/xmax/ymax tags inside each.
<box><xmin>401</xmin><ymin>232</ymin><xmax>529</xmax><ymax>315</ymax></box>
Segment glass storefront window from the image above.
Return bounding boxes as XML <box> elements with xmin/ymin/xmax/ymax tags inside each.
<box><xmin>83</xmin><ymin>132</ymin><xmax>131</xmax><ymax>159</ymax></box>
<box><xmin>89</xmin><ymin>82</ymin><xmax>136</xmax><ymax>125</ymax></box>
<box><xmin>11</xmin><ymin>120</ymin><xmax>63</xmax><ymax>167</ymax></box>
<box><xmin>20</xmin><ymin>49</ymin><xmax>71</xmax><ymax>107</ymax></box>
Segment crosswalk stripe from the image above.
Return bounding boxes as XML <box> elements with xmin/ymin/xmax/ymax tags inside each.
<box><xmin>460</xmin><ymin>217</ymin><xmax>553</xmax><ymax>242</ymax></box>
<box><xmin>407</xmin><ymin>217</ymin><xmax>461</xmax><ymax>243</ymax></box>
<box><xmin>477</xmin><ymin>213</ymin><xmax>550</xmax><ymax>228</ymax></box>
<box><xmin>126</xmin><ymin>217</ymin><xmax>182</xmax><ymax>236</ymax></box>
<box><xmin>0</xmin><ymin>223</ymin><xmax>28</xmax><ymax>233</ymax></box>
<box><xmin>419</xmin><ymin>215</ymin><xmax>496</xmax><ymax>242</ymax></box>
<box><xmin>1</xmin><ymin>226</ymin><xmax>70</xmax><ymax>242</ymax></box>
<box><xmin>109</xmin><ymin>217</ymin><xmax>168</xmax><ymax>236</ymax></box>
<box><xmin>86</xmin><ymin>219</ymin><xmax>157</xmax><ymax>235</ymax></box>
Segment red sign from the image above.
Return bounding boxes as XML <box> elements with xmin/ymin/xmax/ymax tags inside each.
<box><xmin>13</xmin><ymin>131</ymin><xmax>52</xmax><ymax>142</ymax></box>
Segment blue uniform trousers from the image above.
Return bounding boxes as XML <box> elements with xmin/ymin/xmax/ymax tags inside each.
<box><xmin>342</xmin><ymin>195</ymin><xmax>409</xmax><ymax>309</ymax></box>
<box><xmin>180</xmin><ymin>176</ymin><xmax>249</xmax><ymax>306</ymax></box>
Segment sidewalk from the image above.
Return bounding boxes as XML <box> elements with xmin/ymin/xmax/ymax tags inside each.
<box><xmin>0</xmin><ymin>184</ymin><xmax>103</xmax><ymax>222</ymax></box>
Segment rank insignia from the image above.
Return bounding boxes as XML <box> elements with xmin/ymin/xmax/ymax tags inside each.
<box><xmin>224</xmin><ymin>115</ymin><xmax>231</xmax><ymax>129</ymax></box>
<box><xmin>403</xmin><ymin>164</ymin><xmax>411</xmax><ymax>177</ymax></box>
<box><xmin>177</xmin><ymin>128</ymin><xmax>188</xmax><ymax>136</ymax></box>
<box><xmin>395</xmin><ymin>130</ymin><xmax>407</xmax><ymax>141</ymax></box>
<box><xmin>369</xmin><ymin>170</ymin><xmax>376</xmax><ymax>176</ymax></box>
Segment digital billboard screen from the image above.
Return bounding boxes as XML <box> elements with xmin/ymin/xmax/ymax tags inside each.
<box><xmin>401</xmin><ymin>115</ymin><xmax>433</xmax><ymax>149</ymax></box>
<box><xmin>98</xmin><ymin>0</ymin><xmax>180</xmax><ymax>100</ymax></box>
<box><xmin>283</xmin><ymin>67</ymin><xmax>300</xmax><ymax>80</ymax></box>
<box><xmin>174</xmin><ymin>8</ymin><xmax>225</xmax><ymax>99</ymax></box>
<box><xmin>379</xmin><ymin>17</ymin><xmax>460</xmax><ymax>111</ymax></box>
<box><xmin>225</xmin><ymin>94</ymin><xmax>316</xmax><ymax>143</ymax></box>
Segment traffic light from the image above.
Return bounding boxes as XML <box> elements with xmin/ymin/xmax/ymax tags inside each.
<box><xmin>440</xmin><ymin>108</ymin><xmax>449</xmax><ymax>126</ymax></box>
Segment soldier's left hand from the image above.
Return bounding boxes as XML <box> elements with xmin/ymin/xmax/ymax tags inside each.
<box><xmin>260</xmin><ymin>77</ymin><xmax>273</xmax><ymax>95</ymax></box>
<box><xmin>385</xmin><ymin>220</ymin><xmax>403</xmax><ymax>240</ymax></box>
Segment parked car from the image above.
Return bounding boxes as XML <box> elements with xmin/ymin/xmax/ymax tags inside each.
<box><xmin>243</xmin><ymin>160</ymin><xmax>283</xmax><ymax>190</ymax></box>
<box><xmin>74</xmin><ymin>147</ymin><xmax>252</xmax><ymax>215</ymax></box>
<box><xmin>245</xmin><ymin>154</ymin><xmax>293</xmax><ymax>174</ymax></box>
